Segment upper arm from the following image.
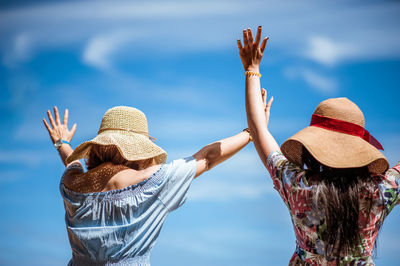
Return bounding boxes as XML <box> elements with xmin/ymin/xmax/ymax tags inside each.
<box><xmin>250</xmin><ymin>127</ymin><xmax>280</xmax><ymax>169</ymax></box>
<box><xmin>266</xmin><ymin>151</ymin><xmax>303</xmax><ymax>202</ymax></box>
<box><xmin>193</xmin><ymin>153</ymin><xmax>207</xmax><ymax>178</ymax></box>
<box><xmin>193</xmin><ymin>142</ymin><xmax>221</xmax><ymax>178</ymax></box>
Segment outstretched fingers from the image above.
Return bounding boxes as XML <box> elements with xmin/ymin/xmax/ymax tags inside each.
<box><xmin>43</xmin><ymin>118</ymin><xmax>52</xmax><ymax>132</ymax></box>
<box><xmin>266</xmin><ymin>96</ymin><xmax>274</xmax><ymax>110</ymax></box>
<box><xmin>243</xmin><ymin>29</ymin><xmax>249</xmax><ymax>48</ymax></box>
<box><xmin>247</xmin><ymin>28</ymin><xmax>253</xmax><ymax>46</ymax></box>
<box><xmin>260</xmin><ymin>37</ymin><xmax>269</xmax><ymax>53</ymax></box>
<box><xmin>237</xmin><ymin>39</ymin><xmax>243</xmax><ymax>53</ymax></box>
<box><xmin>261</xmin><ymin>88</ymin><xmax>267</xmax><ymax>106</ymax></box>
<box><xmin>54</xmin><ymin>106</ymin><xmax>61</xmax><ymax>125</ymax></box>
<box><xmin>71</xmin><ymin>123</ymin><xmax>77</xmax><ymax>136</ymax></box>
<box><xmin>254</xmin><ymin>26</ymin><xmax>262</xmax><ymax>47</ymax></box>
<box><xmin>63</xmin><ymin>109</ymin><xmax>69</xmax><ymax>126</ymax></box>
<box><xmin>47</xmin><ymin>110</ymin><xmax>56</xmax><ymax>128</ymax></box>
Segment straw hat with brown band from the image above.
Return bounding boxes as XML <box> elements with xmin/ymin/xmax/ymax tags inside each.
<box><xmin>280</xmin><ymin>97</ymin><xmax>388</xmax><ymax>175</ymax></box>
<box><xmin>66</xmin><ymin>106</ymin><xmax>167</xmax><ymax>165</ymax></box>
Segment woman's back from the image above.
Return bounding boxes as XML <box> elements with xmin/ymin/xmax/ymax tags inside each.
<box><xmin>267</xmin><ymin>151</ymin><xmax>400</xmax><ymax>265</ymax></box>
<box><xmin>60</xmin><ymin>158</ymin><xmax>197</xmax><ymax>266</ymax></box>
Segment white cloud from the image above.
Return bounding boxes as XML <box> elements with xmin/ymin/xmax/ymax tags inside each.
<box><xmin>1</xmin><ymin>0</ymin><xmax>400</xmax><ymax>68</ymax></box>
<box><xmin>82</xmin><ymin>31</ymin><xmax>133</xmax><ymax>70</ymax></box>
<box><xmin>284</xmin><ymin>67</ymin><xmax>337</xmax><ymax>94</ymax></box>
<box><xmin>301</xmin><ymin>68</ymin><xmax>337</xmax><ymax>93</ymax></box>
<box><xmin>305</xmin><ymin>36</ymin><xmax>355</xmax><ymax>66</ymax></box>
<box><xmin>2</xmin><ymin>33</ymin><xmax>33</xmax><ymax>67</ymax></box>
<box><xmin>14</xmin><ymin>33</ymin><xmax>31</xmax><ymax>59</ymax></box>
<box><xmin>0</xmin><ymin>0</ymin><xmax>244</xmax><ymax>69</ymax></box>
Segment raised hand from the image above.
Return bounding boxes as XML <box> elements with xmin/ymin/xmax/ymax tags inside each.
<box><xmin>43</xmin><ymin>106</ymin><xmax>77</xmax><ymax>144</ymax></box>
<box><xmin>237</xmin><ymin>26</ymin><xmax>269</xmax><ymax>71</ymax></box>
<box><xmin>261</xmin><ymin>88</ymin><xmax>274</xmax><ymax>128</ymax></box>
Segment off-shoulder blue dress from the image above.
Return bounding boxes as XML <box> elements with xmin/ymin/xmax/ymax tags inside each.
<box><xmin>60</xmin><ymin>157</ymin><xmax>197</xmax><ymax>266</ymax></box>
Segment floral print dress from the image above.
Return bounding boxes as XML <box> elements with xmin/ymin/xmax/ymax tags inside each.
<box><xmin>266</xmin><ymin>151</ymin><xmax>400</xmax><ymax>265</ymax></box>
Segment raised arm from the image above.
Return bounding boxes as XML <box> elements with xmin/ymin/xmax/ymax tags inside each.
<box><xmin>43</xmin><ymin>106</ymin><xmax>80</xmax><ymax>167</ymax></box>
<box><xmin>193</xmin><ymin>130</ymin><xmax>251</xmax><ymax>178</ymax></box>
<box><xmin>237</xmin><ymin>26</ymin><xmax>280</xmax><ymax>168</ymax></box>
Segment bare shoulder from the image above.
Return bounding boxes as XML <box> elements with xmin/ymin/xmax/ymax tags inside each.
<box><xmin>109</xmin><ymin>164</ymin><xmax>163</xmax><ymax>190</ymax></box>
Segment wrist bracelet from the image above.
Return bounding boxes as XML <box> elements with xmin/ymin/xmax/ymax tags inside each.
<box><xmin>54</xmin><ymin>139</ymin><xmax>71</xmax><ymax>150</ymax></box>
<box><xmin>243</xmin><ymin>128</ymin><xmax>253</xmax><ymax>142</ymax></box>
<box><xmin>244</xmin><ymin>71</ymin><xmax>261</xmax><ymax>78</ymax></box>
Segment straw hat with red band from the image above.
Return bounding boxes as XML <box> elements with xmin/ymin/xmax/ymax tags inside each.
<box><xmin>66</xmin><ymin>106</ymin><xmax>167</xmax><ymax>165</ymax></box>
<box><xmin>281</xmin><ymin>97</ymin><xmax>388</xmax><ymax>175</ymax></box>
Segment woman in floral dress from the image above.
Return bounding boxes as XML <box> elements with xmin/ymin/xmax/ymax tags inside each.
<box><xmin>237</xmin><ymin>26</ymin><xmax>400</xmax><ymax>265</ymax></box>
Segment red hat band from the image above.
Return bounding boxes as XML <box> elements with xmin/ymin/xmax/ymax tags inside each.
<box><xmin>310</xmin><ymin>114</ymin><xmax>383</xmax><ymax>150</ymax></box>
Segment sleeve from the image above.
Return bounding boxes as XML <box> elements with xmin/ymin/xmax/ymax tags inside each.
<box><xmin>380</xmin><ymin>164</ymin><xmax>400</xmax><ymax>216</ymax></box>
<box><xmin>59</xmin><ymin>162</ymin><xmax>84</xmax><ymax>193</ymax></box>
<box><xmin>266</xmin><ymin>151</ymin><xmax>304</xmax><ymax>204</ymax></box>
<box><xmin>158</xmin><ymin>156</ymin><xmax>197</xmax><ymax>212</ymax></box>
<box><xmin>62</xmin><ymin>162</ymin><xmax>84</xmax><ymax>177</ymax></box>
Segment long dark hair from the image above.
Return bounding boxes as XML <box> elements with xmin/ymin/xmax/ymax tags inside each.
<box><xmin>86</xmin><ymin>144</ymin><xmax>153</xmax><ymax>170</ymax></box>
<box><xmin>302</xmin><ymin>147</ymin><xmax>380</xmax><ymax>262</ymax></box>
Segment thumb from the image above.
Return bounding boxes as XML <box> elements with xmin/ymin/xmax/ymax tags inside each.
<box><xmin>261</xmin><ymin>88</ymin><xmax>267</xmax><ymax>106</ymax></box>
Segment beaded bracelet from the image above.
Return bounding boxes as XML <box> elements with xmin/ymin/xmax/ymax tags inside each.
<box><xmin>242</xmin><ymin>128</ymin><xmax>253</xmax><ymax>142</ymax></box>
<box><xmin>244</xmin><ymin>71</ymin><xmax>262</xmax><ymax>78</ymax></box>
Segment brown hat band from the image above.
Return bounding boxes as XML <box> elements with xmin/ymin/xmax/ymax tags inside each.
<box><xmin>310</xmin><ymin>114</ymin><xmax>383</xmax><ymax>150</ymax></box>
<box><xmin>97</xmin><ymin>128</ymin><xmax>157</xmax><ymax>141</ymax></box>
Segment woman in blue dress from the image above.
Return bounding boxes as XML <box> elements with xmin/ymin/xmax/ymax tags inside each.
<box><xmin>43</xmin><ymin>105</ymin><xmax>252</xmax><ymax>265</ymax></box>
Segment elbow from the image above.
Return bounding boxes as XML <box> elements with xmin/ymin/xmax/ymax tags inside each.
<box><xmin>204</xmin><ymin>143</ymin><xmax>223</xmax><ymax>172</ymax></box>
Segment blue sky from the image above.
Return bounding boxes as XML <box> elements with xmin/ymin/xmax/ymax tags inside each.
<box><xmin>0</xmin><ymin>0</ymin><xmax>399</xmax><ymax>265</ymax></box>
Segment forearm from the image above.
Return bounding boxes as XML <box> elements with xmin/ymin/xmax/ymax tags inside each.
<box><xmin>193</xmin><ymin>131</ymin><xmax>250</xmax><ymax>177</ymax></box>
<box><xmin>58</xmin><ymin>144</ymin><xmax>79</xmax><ymax>167</ymax></box>
<box><xmin>208</xmin><ymin>131</ymin><xmax>250</xmax><ymax>168</ymax></box>
<box><xmin>245</xmin><ymin>66</ymin><xmax>267</xmax><ymax>130</ymax></box>
<box><xmin>245</xmin><ymin>68</ymin><xmax>280</xmax><ymax>166</ymax></box>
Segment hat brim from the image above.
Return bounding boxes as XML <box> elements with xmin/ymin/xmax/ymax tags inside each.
<box><xmin>66</xmin><ymin>131</ymin><xmax>167</xmax><ymax>165</ymax></box>
<box><xmin>281</xmin><ymin>126</ymin><xmax>388</xmax><ymax>174</ymax></box>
